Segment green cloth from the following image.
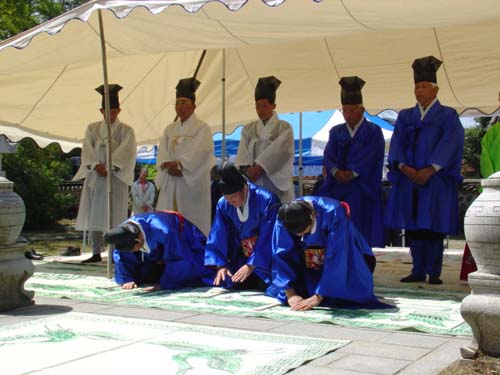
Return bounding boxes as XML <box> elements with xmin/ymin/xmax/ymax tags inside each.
<box><xmin>480</xmin><ymin>121</ymin><xmax>500</xmax><ymax>178</ymax></box>
<box><xmin>26</xmin><ymin>272</ymin><xmax>472</xmax><ymax>336</ymax></box>
<box><xmin>0</xmin><ymin>312</ymin><xmax>349</xmax><ymax>375</ymax></box>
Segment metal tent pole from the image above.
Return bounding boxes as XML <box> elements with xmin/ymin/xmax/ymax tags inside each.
<box><xmin>221</xmin><ymin>49</ymin><xmax>226</xmax><ymax>161</ymax></box>
<box><xmin>298</xmin><ymin>112</ymin><xmax>303</xmax><ymax>196</ymax></box>
<box><xmin>98</xmin><ymin>9</ymin><xmax>113</xmax><ymax>279</ymax></box>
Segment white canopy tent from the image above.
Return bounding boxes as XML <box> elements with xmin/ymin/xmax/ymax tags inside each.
<box><xmin>0</xmin><ymin>0</ymin><xmax>499</xmax><ymax>149</ymax></box>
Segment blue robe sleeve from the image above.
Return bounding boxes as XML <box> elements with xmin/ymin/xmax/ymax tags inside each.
<box><xmin>427</xmin><ymin>108</ymin><xmax>464</xmax><ymax>178</ymax></box>
<box><xmin>388</xmin><ymin>110</ymin><xmax>411</xmax><ymax>167</ymax></box>
<box><xmin>323</xmin><ymin>126</ymin><xmax>343</xmax><ymax>173</ymax></box>
<box><xmin>113</xmin><ymin>250</ymin><xmax>160</xmax><ymax>286</ymax></box>
<box><xmin>345</xmin><ymin>123</ymin><xmax>385</xmax><ymax>197</ymax></box>
<box><xmin>113</xmin><ymin>250</ymin><xmax>141</xmax><ymax>285</ymax></box>
<box><xmin>270</xmin><ymin>221</ymin><xmax>302</xmax><ymax>303</ymax></box>
<box><xmin>204</xmin><ymin>199</ymin><xmax>232</xmax><ymax>268</ymax></box>
<box><xmin>246</xmin><ymin>193</ymin><xmax>279</xmax><ymax>277</ymax></box>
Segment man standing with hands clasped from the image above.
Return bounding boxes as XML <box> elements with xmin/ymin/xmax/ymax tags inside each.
<box><xmin>73</xmin><ymin>84</ymin><xmax>136</xmax><ymax>264</ymax></box>
<box><xmin>317</xmin><ymin>76</ymin><xmax>385</xmax><ymax>248</ymax></box>
<box><xmin>385</xmin><ymin>56</ymin><xmax>464</xmax><ymax>285</ymax></box>
<box><xmin>235</xmin><ymin>76</ymin><xmax>295</xmax><ymax>202</ymax></box>
<box><xmin>155</xmin><ymin>78</ymin><xmax>215</xmax><ymax>236</ymax></box>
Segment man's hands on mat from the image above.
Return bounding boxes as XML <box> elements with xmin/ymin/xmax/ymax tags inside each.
<box><xmin>286</xmin><ymin>289</ymin><xmax>323</xmax><ymax>311</ymax></box>
<box><xmin>213</xmin><ymin>267</ymin><xmax>232</xmax><ymax>286</ymax></box>
<box><xmin>232</xmin><ymin>264</ymin><xmax>255</xmax><ymax>283</ymax></box>
<box><xmin>122</xmin><ymin>281</ymin><xmax>137</xmax><ymax>290</ymax></box>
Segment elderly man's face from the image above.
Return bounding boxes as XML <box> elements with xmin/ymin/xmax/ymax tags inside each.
<box><xmin>175</xmin><ymin>97</ymin><xmax>196</xmax><ymax>122</ymax></box>
<box><xmin>414</xmin><ymin>81</ymin><xmax>439</xmax><ymax>107</ymax></box>
<box><xmin>255</xmin><ymin>99</ymin><xmax>276</xmax><ymax>121</ymax></box>
<box><xmin>341</xmin><ymin>104</ymin><xmax>364</xmax><ymax>128</ymax></box>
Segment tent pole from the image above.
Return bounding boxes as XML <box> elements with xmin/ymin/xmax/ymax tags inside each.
<box><xmin>221</xmin><ymin>49</ymin><xmax>226</xmax><ymax>161</ymax></box>
<box><xmin>298</xmin><ymin>112</ymin><xmax>303</xmax><ymax>196</ymax></box>
<box><xmin>98</xmin><ymin>9</ymin><xmax>113</xmax><ymax>279</ymax></box>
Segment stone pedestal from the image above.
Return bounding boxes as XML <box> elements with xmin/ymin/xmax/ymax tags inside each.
<box><xmin>0</xmin><ymin>242</ymin><xmax>34</xmax><ymax>312</ymax></box>
<box><xmin>461</xmin><ymin>171</ymin><xmax>500</xmax><ymax>358</ymax></box>
<box><xmin>0</xmin><ymin>175</ymin><xmax>33</xmax><ymax>311</ymax></box>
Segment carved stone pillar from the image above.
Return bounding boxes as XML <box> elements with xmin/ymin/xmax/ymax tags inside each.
<box><xmin>461</xmin><ymin>171</ymin><xmax>500</xmax><ymax>358</ymax></box>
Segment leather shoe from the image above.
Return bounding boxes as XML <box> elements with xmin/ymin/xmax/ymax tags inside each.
<box><xmin>400</xmin><ymin>274</ymin><xmax>426</xmax><ymax>283</ymax></box>
<box><xmin>428</xmin><ymin>276</ymin><xmax>443</xmax><ymax>285</ymax></box>
<box><xmin>25</xmin><ymin>249</ymin><xmax>44</xmax><ymax>260</ymax></box>
<box><xmin>81</xmin><ymin>254</ymin><xmax>102</xmax><ymax>264</ymax></box>
<box><xmin>60</xmin><ymin>246</ymin><xmax>81</xmax><ymax>256</ymax></box>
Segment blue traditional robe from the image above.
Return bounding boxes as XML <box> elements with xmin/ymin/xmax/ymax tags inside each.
<box><xmin>384</xmin><ymin>101</ymin><xmax>464</xmax><ymax>234</ymax></box>
<box><xmin>113</xmin><ymin>211</ymin><xmax>207</xmax><ymax>290</ymax></box>
<box><xmin>204</xmin><ymin>183</ymin><xmax>279</xmax><ymax>288</ymax></box>
<box><xmin>317</xmin><ymin>119</ymin><xmax>385</xmax><ymax>247</ymax></box>
<box><xmin>267</xmin><ymin>196</ymin><xmax>383</xmax><ymax>308</ymax></box>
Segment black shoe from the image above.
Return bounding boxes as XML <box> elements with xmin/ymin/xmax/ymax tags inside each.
<box><xmin>31</xmin><ymin>249</ymin><xmax>45</xmax><ymax>256</ymax></box>
<box><xmin>60</xmin><ymin>246</ymin><xmax>81</xmax><ymax>256</ymax></box>
<box><xmin>25</xmin><ymin>249</ymin><xmax>44</xmax><ymax>261</ymax></box>
<box><xmin>81</xmin><ymin>254</ymin><xmax>102</xmax><ymax>264</ymax></box>
<box><xmin>400</xmin><ymin>274</ymin><xmax>426</xmax><ymax>283</ymax></box>
<box><xmin>428</xmin><ymin>276</ymin><xmax>443</xmax><ymax>285</ymax></box>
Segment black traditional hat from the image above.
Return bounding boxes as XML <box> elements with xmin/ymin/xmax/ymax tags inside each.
<box><xmin>95</xmin><ymin>84</ymin><xmax>123</xmax><ymax>109</ymax></box>
<box><xmin>218</xmin><ymin>162</ymin><xmax>246</xmax><ymax>195</ymax></box>
<box><xmin>278</xmin><ymin>200</ymin><xmax>313</xmax><ymax>234</ymax></box>
<box><xmin>412</xmin><ymin>56</ymin><xmax>442</xmax><ymax>84</ymax></box>
<box><xmin>255</xmin><ymin>76</ymin><xmax>281</xmax><ymax>103</ymax></box>
<box><xmin>176</xmin><ymin>77</ymin><xmax>201</xmax><ymax>102</ymax></box>
<box><xmin>339</xmin><ymin>76</ymin><xmax>365</xmax><ymax>105</ymax></box>
<box><xmin>104</xmin><ymin>222</ymin><xmax>140</xmax><ymax>252</ymax></box>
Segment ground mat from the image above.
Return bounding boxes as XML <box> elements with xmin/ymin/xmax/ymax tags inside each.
<box><xmin>26</xmin><ymin>272</ymin><xmax>472</xmax><ymax>336</ymax></box>
<box><xmin>0</xmin><ymin>312</ymin><xmax>348</xmax><ymax>375</ymax></box>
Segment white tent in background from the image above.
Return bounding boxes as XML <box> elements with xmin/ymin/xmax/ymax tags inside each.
<box><xmin>311</xmin><ymin>111</ymin><xmax>394</xmax><ymax>156</ymax></box>
<box><xmin>0</xmin><ymin>0</ymin><xmax>499</xmax><ymax>149</ymax></box>
<box><xmin>310</xmin><ymin>111</ymin><xmax>346</xmax><ymax>156</ymax></box>
<box><xmin>0</xmin><ymin>121</ymin><xmax>80</xmax><ymax>152</ymax></box>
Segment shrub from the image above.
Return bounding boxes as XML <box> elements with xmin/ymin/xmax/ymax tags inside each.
<box><xmin>3</xmin><ymin>139</ymin><xmax>73</xmax><ymax>229</ymax></box>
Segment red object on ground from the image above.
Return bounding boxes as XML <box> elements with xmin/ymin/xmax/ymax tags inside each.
<box><xmin>460</xmin><ymin>242</ymin><xmax>478</xmax><ymax>281</ymax></box>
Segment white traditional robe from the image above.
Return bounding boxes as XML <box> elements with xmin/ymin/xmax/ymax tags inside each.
<box><xmin>235</xmin><ymin>112</ymin><xmax>295</xmax><ymax>201</ymax></box>
<box><xmin>73</xmin><ymin>119</ymin><xmax>136</xmax><ymax>232</ymax></box>
<box><xmin>130</xmin><ymin>180</ymin><xmax>156</xmax><ymax>215</ymax></box>
<box><xmin>155</xmin><ymin>113</ymin><xmax>215</xmax><ymax>236</ymax></box>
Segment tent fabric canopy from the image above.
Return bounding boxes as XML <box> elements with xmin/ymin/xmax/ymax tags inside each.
<box><xmin>0</xmin><ymin>0</ymin><xmax>499</xmax><ymax>149</ymax></box>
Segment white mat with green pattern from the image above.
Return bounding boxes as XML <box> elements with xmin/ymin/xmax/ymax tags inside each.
<box><xmin>0</xmin><ymin>312</ymin><xmax>348</xmax><ymax>375</ymax></box>
<box><xmin>26</xmin><ymin>272</ymin><xmax>472</xmax><ymax>336</ymax></box>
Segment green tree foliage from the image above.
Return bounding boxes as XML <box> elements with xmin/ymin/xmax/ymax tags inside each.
<box><xmin>463</xmin><ymin>117</ymin><xmax>490</xmax><ymax>178</ymax></box>
<box><xmin>3</xmin><ymin>139</ymin><xmax>73</xmax><ymax>229</ymax></box>
<box><xmin>0</xmin><ymin>0</ymin><xmax>87</xmax><ymax>40</ymax></box>
<box><xmin>0</xmin><ymin>1</ymin><xmax>37</xmax><ymax>39</ymax></box>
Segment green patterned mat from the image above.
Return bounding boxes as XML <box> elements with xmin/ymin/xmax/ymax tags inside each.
<box><xmin>0</xmin><ymin>312</ymin><xmax>348</xmax><ymax>375</ymax></box>
<box><xmin>26</xmin><ymin>272</ymin><xmax>472</xmax><ymax>336</ymax></box>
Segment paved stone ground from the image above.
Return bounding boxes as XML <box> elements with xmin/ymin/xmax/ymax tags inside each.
<box><xmin>0</xmin><ymin>296</ymin><xmax>470</xmax><ymax>375</ymax></box>
<box><xmin>2</xmin><ymin>242</ymin><xmax>471</xmax><ymax>374</ymax></box>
